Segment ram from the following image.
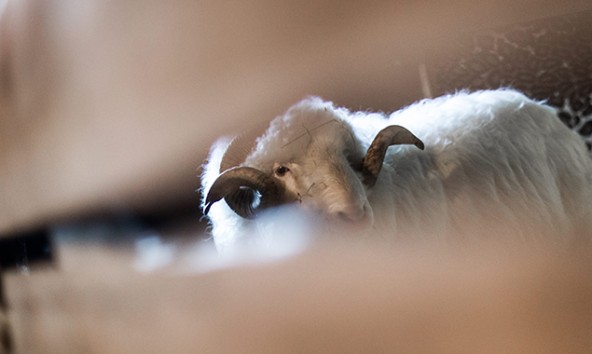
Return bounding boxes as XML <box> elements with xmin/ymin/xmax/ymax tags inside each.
<box><xmin>201</xmin><ymin>90</ymin><xmax>592</xmax><ymax>252</ymax></box>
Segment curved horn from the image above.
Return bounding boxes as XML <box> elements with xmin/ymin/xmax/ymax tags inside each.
<box><xmin>204</xmin><ymin>166</ymin><xmax>285</xmax><ymax>218</ymax></box>
<box><xmin>362</xmin><ymin>125</ymin><xmax>424</xmax><ymax>187</ymax></box>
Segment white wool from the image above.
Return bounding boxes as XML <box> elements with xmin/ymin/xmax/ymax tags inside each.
<box><xmin>201</xmin><ymin>89</ymin><xmax>592</xmax><ymax>253</ymax></box>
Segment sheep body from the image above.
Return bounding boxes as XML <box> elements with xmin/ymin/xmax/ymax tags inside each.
<box><xmin>202</xmin><ymin>90</ymin><xmax>592</xmax><ymax>252</ymax></box>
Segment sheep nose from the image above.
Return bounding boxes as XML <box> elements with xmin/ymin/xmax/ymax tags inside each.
<box><xmin>333</xmin><ymin>205</ymin><xmax>367</xmax><ymax>223</ymax></box>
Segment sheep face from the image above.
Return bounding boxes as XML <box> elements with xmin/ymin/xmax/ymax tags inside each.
<box><xmin>203</xmin><ymin>97</ymin><xmax>423</xmax><ymax>236</ymax></box>
<box><xmin>261</xmin><ymin>117</ymin><xmax>371</xmax><ymax>225</ymax></box>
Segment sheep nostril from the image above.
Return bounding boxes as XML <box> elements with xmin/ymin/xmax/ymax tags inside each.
<box><xmin>337</xmin><ymin>211</ymin><xmax>350</xmax><ymax>221</ymax></box>
<box><xmin>335</xmin><ymin>207</ymin><xmax>366</xmax><ymax>223</ymax></box>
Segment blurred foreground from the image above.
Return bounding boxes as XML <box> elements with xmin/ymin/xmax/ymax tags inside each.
<box><xmin>2</xmin><ymin>1</ymin><xmax>592</xmax><ymax>353</ymax></box>
<box><xmin>5</xmin><ymin>235</ymin><xmax>592</xmax><ymax>353</ymax></box>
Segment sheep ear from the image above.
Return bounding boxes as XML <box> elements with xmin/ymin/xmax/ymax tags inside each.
<box><xmin>220</xmin><ymin>123</ymin><xmax>267</xmax><ymax>173</ymax></box>
<box><xmin>362</xmin><ymin>125</ymin><xmax>424</xmax><ymax>187</ymax></box>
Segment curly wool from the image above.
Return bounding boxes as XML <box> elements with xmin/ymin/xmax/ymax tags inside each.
<box><xmin>202</xmin><ymin>89</ymin><xmax>592</xmax><ymax>253</ymax></box>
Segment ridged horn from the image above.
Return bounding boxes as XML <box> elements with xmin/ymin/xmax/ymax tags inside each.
<box><xmin>204</xmin><ymin>166</ymin><xmax>285</xmax><ymax>219</ymax></box>
<box><xmin>362</xmin><ymin>125</ymin><xmax>424</xmax><ymax>187</ymax></box>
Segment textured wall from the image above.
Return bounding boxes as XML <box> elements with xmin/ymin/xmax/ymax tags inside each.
<box><xmin>429</xmin><ymin>10</ymin><xmax>592</xmax><ymax>150</ymax></box>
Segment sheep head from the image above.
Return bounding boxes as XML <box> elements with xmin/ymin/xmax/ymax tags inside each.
<box><xmin>203</xmin><ymin>98</ymin><xmax>424</xmax><ymax>223</ymax></box>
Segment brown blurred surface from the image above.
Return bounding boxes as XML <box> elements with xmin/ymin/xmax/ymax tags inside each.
<box><xmin>5</xmin><ymin>240</ymin><xmax>592</xmax><ymax>353</ymax></box>
<box><xmin>1</xmin><ymin>0</ymin><xmax>592</xmax><ymax>235</ymax></box>
<box><xmin>3</xmin><ymin>3</ymin><xmax>592</xmax><ymax>353</ymax></box>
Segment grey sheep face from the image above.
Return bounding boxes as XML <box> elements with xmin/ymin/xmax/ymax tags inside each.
<box><xmin>260</xmin><ymin>118</ymin><xmax>371</xmax><ymax>223</ymax></box>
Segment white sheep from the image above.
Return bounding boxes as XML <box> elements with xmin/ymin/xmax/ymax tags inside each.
<box><xmin>201</xmin><ymin>89</ymin><xmax>592</xmax><ymax>252</ymax></box>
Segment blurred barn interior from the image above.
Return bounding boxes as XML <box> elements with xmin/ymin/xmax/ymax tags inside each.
<box><xmin>1</xmin><ymin>1</ymin><xmax>592</xmax><ymax>353</ymax></box>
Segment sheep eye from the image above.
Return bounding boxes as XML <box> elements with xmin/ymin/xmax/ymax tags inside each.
<box><xmin>274</xmin><ymin>165</ymin><xmax>289</xmax><ymax>177</ymax></box>
<box><xmin>347</xmin><ymin>157</ymin><xmax>363</xmax><ymax>172</ymax></box>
